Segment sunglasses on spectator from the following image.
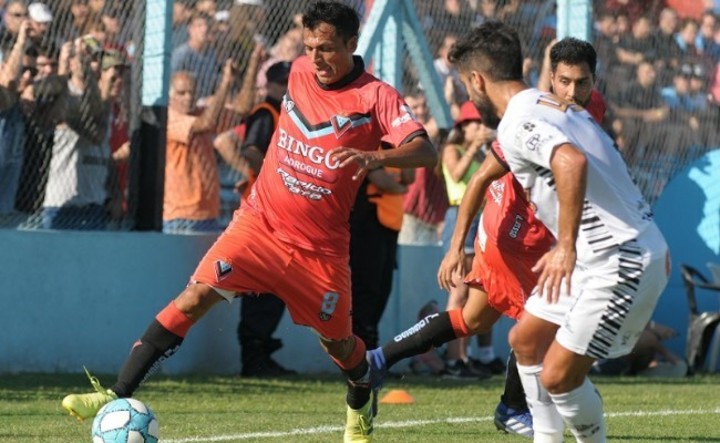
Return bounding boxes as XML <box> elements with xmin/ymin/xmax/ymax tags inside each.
<box><xmin>8</xmin><ymin>11</ymin><xmax>28</xmax><ymax>18</ymax></box>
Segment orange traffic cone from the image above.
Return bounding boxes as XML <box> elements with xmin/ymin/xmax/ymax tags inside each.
<box><xmin>379</xmin><ymin>389</ymin><xmax>415</xmax><ymax>404</ymax></box>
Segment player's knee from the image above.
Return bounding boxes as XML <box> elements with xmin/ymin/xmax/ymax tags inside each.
<box><xmin>319</xmin><ymin>336</ymin><xmax>354</xmax><ymax>360</ymax></box>
<box><xmin>463</xmin><ymin>314</ymin><xmax>492</xmax><ymax>334</ymax></box>
<box><xmin>175</xmin><ymin>284</ymin><xmax>221</xmax><ymax>316</ymax></box>
<box><xmin>540</xmin><ymin>360</ymin><xmax>585</xmax><ymax>394</ymax></box>
<box><xmin>508</xmin><ymin>327</ymin><xmax>530</xmax><ymax>357</ymax></box>
<box><xmin>509</xmin><ymin>327</ymin><xmax>544</xmax><ymax>364</ymax></box>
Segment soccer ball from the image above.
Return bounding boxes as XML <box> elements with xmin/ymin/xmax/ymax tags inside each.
<box><xmin>91</xmin><ymin>398</ymin><xmax>159</xmax><ymax>443</ymax></box>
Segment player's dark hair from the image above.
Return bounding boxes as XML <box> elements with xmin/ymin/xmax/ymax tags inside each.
<box><xmin>550</xmin><ymin>37</ymin><xmax>597</xmax><ymax>77</ymax></box>
<box><xmin>448</xmin><ymin>21</ymin><xmax>523</xmax><ymax>82</ymax></box>
<box><xmin>302</xmin><ymin>1</ymin><xmax>360</xmax><ymax>43</ymax></box>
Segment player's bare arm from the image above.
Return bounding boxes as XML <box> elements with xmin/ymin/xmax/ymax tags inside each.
<box><xmin>438</xmin><ymin>152</ymin><xmax>507</xmax><ymax>291</ymax></box>
<box><xmin>331</xmin><ymin>135</ymin><xmax>436</xmax><ymax>180</ymax></box>
<box><xmin>532</xmin><ymin>142</ymin><xmax>586</xmax><ymax>303</ymax></box>
<box><xmin>366</xmin><ymin>168</ymin><xmax>407</xmax><ymax>194</ymax></box>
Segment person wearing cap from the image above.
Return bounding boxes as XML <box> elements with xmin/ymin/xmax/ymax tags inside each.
<box><xmin>40</xmin><ymin>36</ymin><xmax>118</xmax><ymax>229</ymax></box>
<box><xmin>661</xmin><ymin>63</ymin><xmax>705</xmax><ymax>118</ymax></box>
<box><xmin>440</xmin><ymin>100</ymin><xmax>501</xmax><ymax>380</ymax></box>
<box><xmin>27</xmin><ymin>2</ymin><xmax>52</xmax><ymax>47</ymax></box>
<box><xmin>212</xmin><ymin>60</ymin><xmax>291</xmax><ymax>378</ymax></box>
<box><xmin>101</xmin><ymin>48</ymin><xmax>132</xmax><ymax>222</ymax></box>
<box><xmin>224</xmin><ymin>60</ymin><xmax>298</xmax><ymax>378</ymax></box>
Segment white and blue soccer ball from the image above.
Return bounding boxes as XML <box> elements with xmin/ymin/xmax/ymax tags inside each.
<box><xmin>91</xmin><ymin>398</ymin><xmax>159</xmax><ymax>443</ymax></box>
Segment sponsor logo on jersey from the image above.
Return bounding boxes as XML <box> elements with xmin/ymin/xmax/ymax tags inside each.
<box><xmin>525</xmin><ymin>133</ymin><xmax>541</xmax><ymax>151</ymax></box>
<box><xmin>277</xmin><ymin>128</ymin><xmax>341</xmax><ymax>181</ymax></box>
<box><xmin>277</xmin><ymin>168</ymin><xmax>332</xmax><ymax>201</ymax></box>
<box><xmin>509</xmin><ymin>214</ymin><xmax>524</xmax><ymax>238</ymax></box>
<box><xmin>489</xmin><ymin>180</ymin><xmax>505</xmax><ymax>205</ymax></box>
<box><xmin>391</xmin><ymin>104</ymin><xmax>416</xmax><ymax>128</ymax></box>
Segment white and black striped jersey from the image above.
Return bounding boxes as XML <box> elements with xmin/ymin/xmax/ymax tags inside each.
<box><xmin>497</xmin><ymin>88</ymin><xmax>654</xmax><ymax>263</ymax></box>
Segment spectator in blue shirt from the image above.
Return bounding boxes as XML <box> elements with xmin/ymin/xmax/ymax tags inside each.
<box><xmin>171</xmin><ymin>12</ymin><xmax>219</xmax><ymax>102</ymax></box>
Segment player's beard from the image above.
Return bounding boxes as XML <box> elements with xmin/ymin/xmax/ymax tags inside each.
<box><xmin>471</xmin><ymin>95</ymin><xmax>501</xmax><ymax>130</ymax></box>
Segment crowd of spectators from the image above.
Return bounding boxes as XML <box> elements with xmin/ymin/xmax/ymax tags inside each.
<box><xmin>591</xmin><ymin>2</ymin><xmax>720</xmax><ymax>201</ymax></box>
<box><xmin>0</xmin><ymin>0</ymin><xmax>718</xmax><ymax>232</ymax></box>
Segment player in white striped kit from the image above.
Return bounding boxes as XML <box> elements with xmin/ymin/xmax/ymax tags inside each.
<box><xmin>448</xmin><ymin>23</ymin><xmax>670</xmax><ymax>443</ymax></box>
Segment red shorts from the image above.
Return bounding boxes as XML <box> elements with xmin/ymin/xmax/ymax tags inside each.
<box><xmin>464</xmin><ymin>239</ymin><xmax>541</xmax><ymax>320</ymax></box>
<box><xmin>192</xmin><ymin>207</ymin><xmax>352</xmax><ymax>340</ymax></box>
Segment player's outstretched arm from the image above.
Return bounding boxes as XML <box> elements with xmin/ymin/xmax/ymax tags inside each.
<box><xmin>438</xmin><ymin>153</ymin><xmax>507</xmax><ymax>291</ymax></box>
<box><xmin>331</xmin><ymin>135</ymin><xmax>436</xmax><ymax>180</ymax></box>
<box><xmin>532</xmin><ymin>143</ymin><xmax>586</xmax><ymax>303</ymax></box>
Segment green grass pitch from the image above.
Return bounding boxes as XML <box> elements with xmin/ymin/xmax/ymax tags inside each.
<box><xmin>2</xmin><ymin>373</ymin><xmax>719</xmax><ymax>442</ymax></box>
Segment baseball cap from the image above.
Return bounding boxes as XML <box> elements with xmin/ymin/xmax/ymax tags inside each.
<box><xmin>266</xmin><ymin>61</ymin><xmax>291</xmax><ymax>85</ymax></box>
<box><xmin>455</xmin><ymin>101</ymin><xmax>482</xmax><ymax>127</ymax></box>
<box><xmin>28</xmin><ymin>2</ymin><xmax>53</xmax><ymax>23</ymax></box>
<box><xmin>101</xmin><ymin>49</ymin><xmax>128</xmax><ymax>71</ymax></box>
<box><xmin>215</xmin><ymin>10</ymin><xmax>230</xmax><ymax>22</ymax></box>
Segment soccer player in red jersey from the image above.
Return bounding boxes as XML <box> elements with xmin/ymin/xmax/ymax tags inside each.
<box><xmin>62</xmin><ymin>2</ymin><xmax>436</xmax><ymax>442</ymax></box>
<box><xmin>367</xmin><ymin>37</ymin><xmax>608</xmax><ymax>440</ymax></box>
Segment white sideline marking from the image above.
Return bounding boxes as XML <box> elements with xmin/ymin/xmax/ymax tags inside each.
<box><xmin>163</xmin><ymin>408</ymin><xmax>720</xmax><ymax>442</ymax></box>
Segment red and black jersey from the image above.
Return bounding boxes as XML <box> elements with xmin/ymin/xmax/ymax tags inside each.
<box><xmin>246</xmin><ymin>55</ymin><xmax>426</xmax><ymax>256</ymax></box>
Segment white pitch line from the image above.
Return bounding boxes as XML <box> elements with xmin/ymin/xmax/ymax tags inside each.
<box><xmin>163</xmin><ymin>407</ymin><xmax>720</xmax><ymax>443</ymax></box>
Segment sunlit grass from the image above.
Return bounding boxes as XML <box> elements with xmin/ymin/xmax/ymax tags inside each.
<box><xmin>1</xmin><ymin>373</ymin><xmax>719</xmax><ymax>442</ymax></box>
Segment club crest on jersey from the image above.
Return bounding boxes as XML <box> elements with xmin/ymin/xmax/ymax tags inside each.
<box><xmin>214</xmin><ymin>258</ymin><xmax>233</xmax><ymax>281</ymax></box>
<box><xmin>319</xmin><ymin>291</ymin><xmax>339</xmax><ymax>321</ymax></box>
<box><xmin>525</xmin><ymin>133</ymin><xmax>541</xmax><ymax>151</ymax></box>
<box><xmin>331</xmin><ymin>115</ymin><xmax>353</xmax><ymax>138</ymax></box>
<box><xmin>283</xmin><ymin>97</ymin><xmax>295</xmax><ymax>113</ymax></box>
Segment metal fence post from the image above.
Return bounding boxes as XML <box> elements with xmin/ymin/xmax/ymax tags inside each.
<box><xmin>131</xmin><ymin>0</ymin><xmax>172</xmax><ymax>231</ymax></box>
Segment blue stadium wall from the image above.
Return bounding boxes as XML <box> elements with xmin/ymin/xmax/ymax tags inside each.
<box><xmin>1</xmin><ymin>149</ymin><xmax>719</xmax><ymax>374</ymax></box>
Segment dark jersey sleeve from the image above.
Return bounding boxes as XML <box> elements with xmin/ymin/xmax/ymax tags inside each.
<box><xmin>242</xmin><ymin>109</ymin><xmax>275</xmax><ymax>155</ymax></box>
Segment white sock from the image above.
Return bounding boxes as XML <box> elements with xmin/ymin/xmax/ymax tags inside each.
<box><xmin>516</xmin><ymin>363</ymin><xmax>565</xmax><ymax>443</ymax></box>
<box><xmin>475</xmin><ymin>345</ymin><xmax>495</xmax><ymax>363</ymax></box>
<box><xmin>549</xmin><ymin>378</ymin><xmax>606</xmax><ymax>442</ymax></box>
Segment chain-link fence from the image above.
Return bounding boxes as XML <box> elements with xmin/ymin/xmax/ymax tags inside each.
<box><xmin>0</xmin><ymin>0</ymin><xmax>718</xmax><ymax>233</ymax></box>
<box><xmin>0</xmin><ymin>0</ymin><xmax>143</xmax><ymax>230</ymax></box>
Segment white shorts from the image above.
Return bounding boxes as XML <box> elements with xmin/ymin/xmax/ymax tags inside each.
<box><xmin>524</xmin><ymin>223</ymin><xmax>670</xmax><ymax>359</ymax></box>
